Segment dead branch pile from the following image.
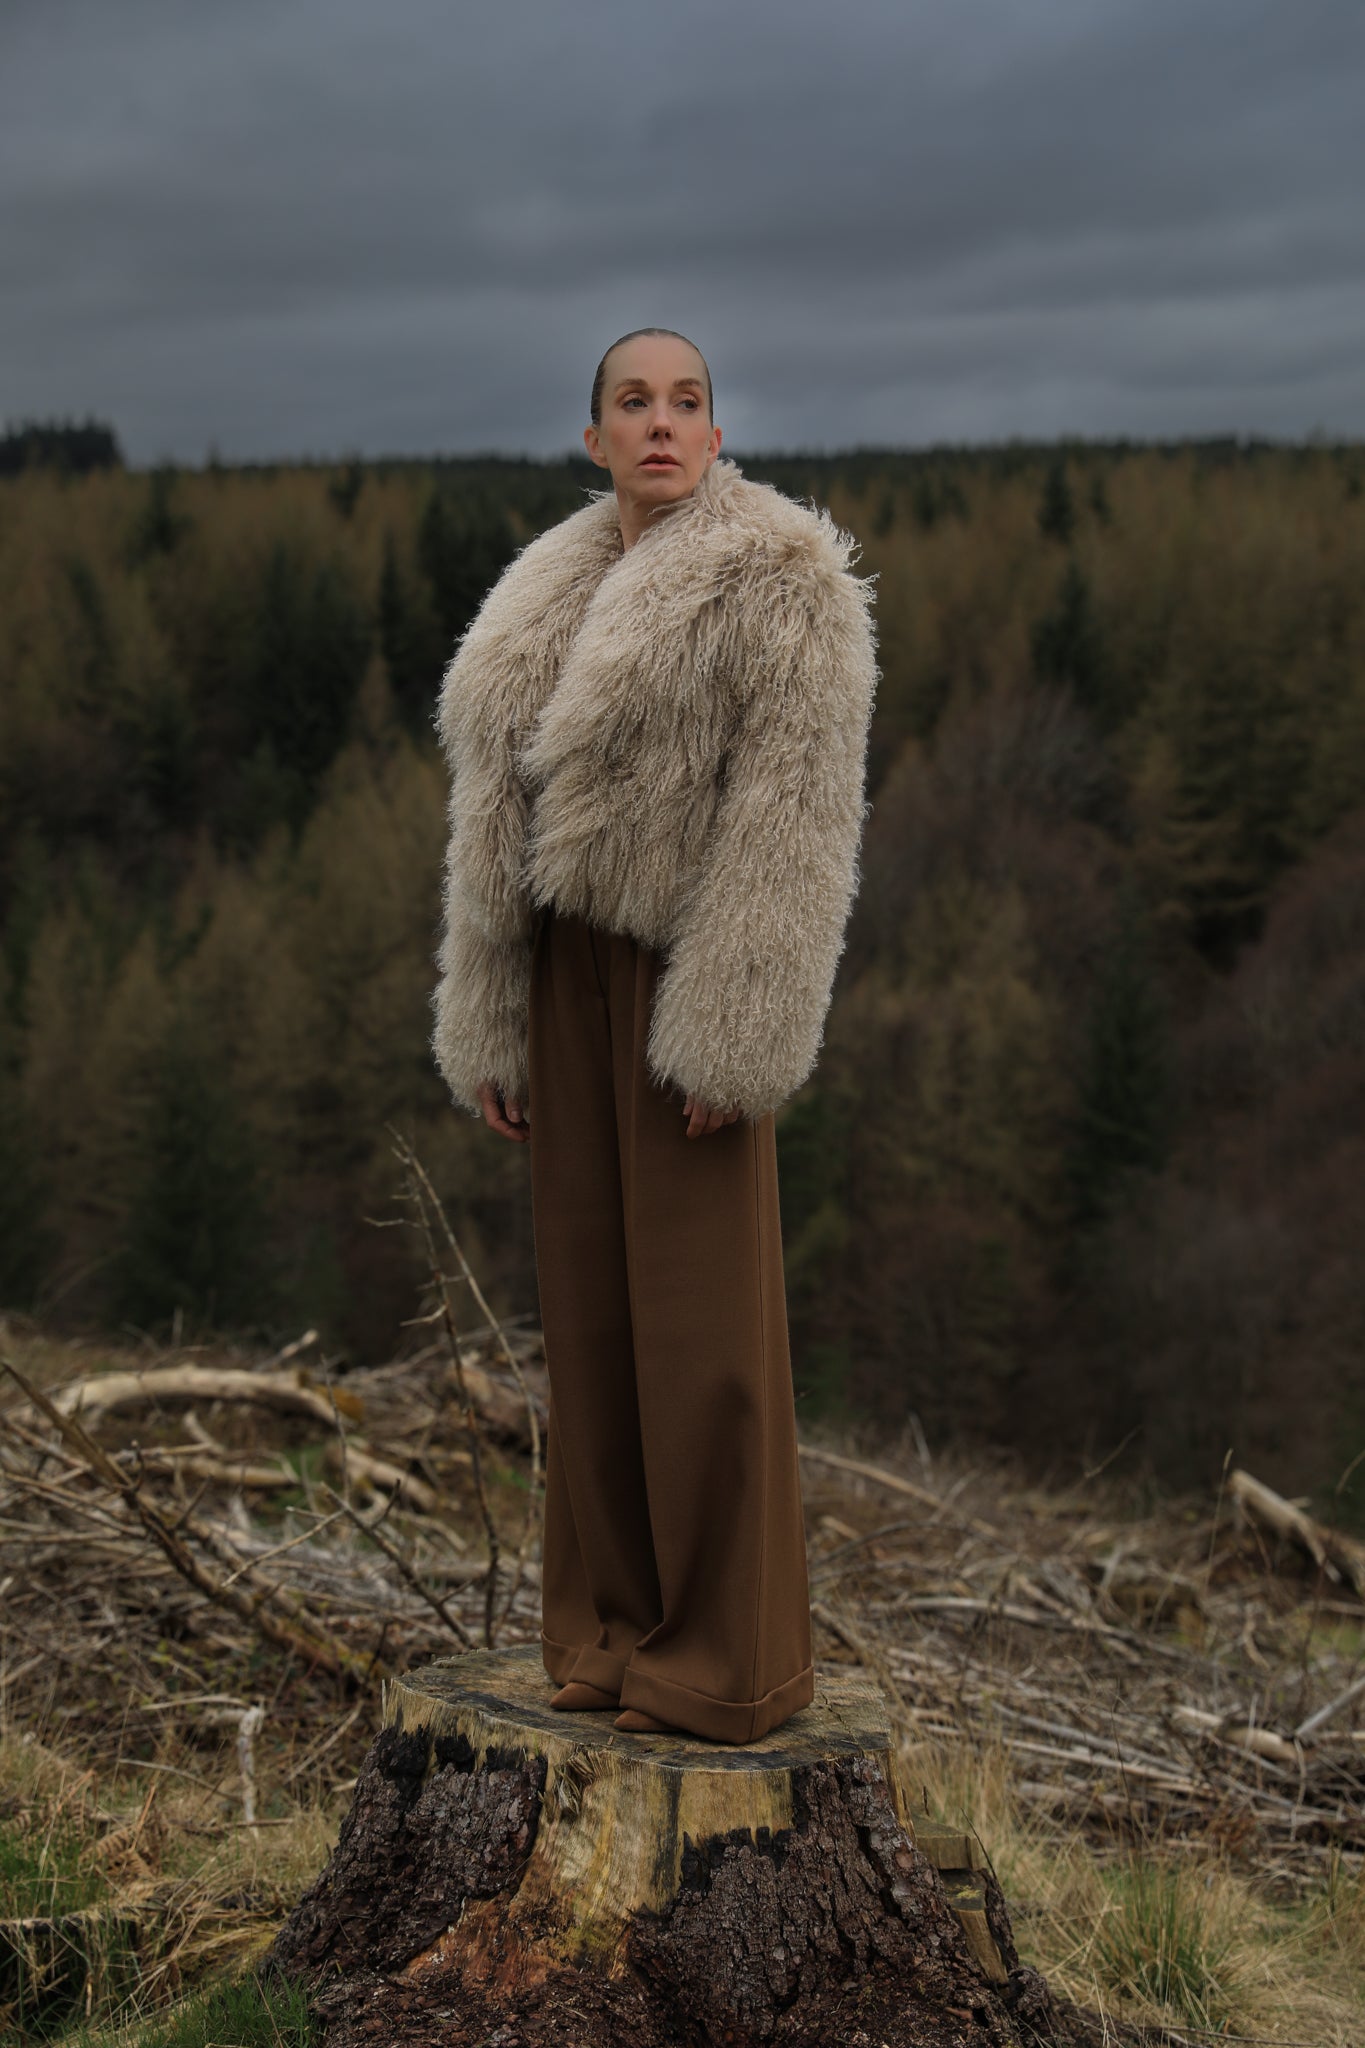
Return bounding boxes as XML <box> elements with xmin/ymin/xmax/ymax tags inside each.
<box><xmin>0</xmin><ymin>1324</ymin><xmax>551</xmax><ymax>1729</ymax></box>
<box><xmin>799</xmin><ymin>1446</ymin><xmax>1365</xmax><ymax>1883</ymax></box>
<box><xmin>0</xmin><ymin>1133</ymin><xmax>1360</xmax><ymax>1905</ymax></box>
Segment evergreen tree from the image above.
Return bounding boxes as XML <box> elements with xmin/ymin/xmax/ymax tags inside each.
<box><xmin>1149</xmin><ymin>632</ymin><xmax>1315</xmax><ymax>959</ymax></box>
<box><xmin>328</xmin><ymin>458</ymin><xmax>366</xmax><ymax>520</ymax></box>
<box><xmin>911</xmin><ymin>475</ymin><xmax>941</xmax><ymax>530</ymax></box>
<box><xmin>113</xmin><ymin>1023</ymin><xmax>275</xmax><ymax>1339</ymax></box>
<box><xmin>0</xmin><ymin>1007</ymin><xmax>53</xmax><ymax>1310</ymax></box>
<box><xmin>378</xmin><ymin>531</ymin><xmax>405</xmax><ymax>678</ymax></box>
<box><xmin>130</xmin><ymin>673</ymin><xmax>200</xmax><ymax>833</ymax></box>
<box><xmin>1038</xmin><ymin>457</ymin><xmax>1076</xmax><ymax>544</ymax></box>
<box><xmin>418</xmin><ymin>490</ymin><xmax>518</xmax><ymax>646</ymax></box>
<box><xmin>1031</xmin><ymin>559</ymin><xmax>1115</xmax><ymax>726</ymax></box>
<box><xmin>242</xmin><ymin>544</ymin><xmax>372</xmax><ymax>831</ymax></box>
<box><xmin>378</xmin><ymin>531</ymin><xmax>447</xmax><ymax>734</ymax></box>
<box><xmin>1064</xmin><ymin>875</ymin><xmax>1174</xmax><ymax>1232</ymax></box>
<box><xmin>0</xmin><ymin>415</ymin><xmax>123</xmax><ymax>475</ymax></box>
<box><xmin>64</xmin><ymin>554</ymin><xmax>115</xmax><ymax>708</ymax></box>
<box><xmin>130</xmin><ymin>465</ymin><xmax>191</xmax><ymax>560</ymax></box>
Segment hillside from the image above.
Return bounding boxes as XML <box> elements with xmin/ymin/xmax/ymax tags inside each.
<box><xmin>1</xmin><ymin>438</ymin><xmax>1363</xmax><ymax>1504</ymax></box>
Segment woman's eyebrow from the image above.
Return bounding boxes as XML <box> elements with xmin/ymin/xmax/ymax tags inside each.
<box><xmin>612</xmin><ymin>375</ymin><xmax>705</xmax><ymax>396</ymax></box>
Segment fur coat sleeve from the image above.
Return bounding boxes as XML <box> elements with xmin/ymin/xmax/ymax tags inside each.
<box><xmin>430</xmin><ymin>459</ymin><xmax>879</xmax><ymax>1124</ymax></box>
<box><xmin>429</xmin><ymin>521</ymin><xmax>584</xmax><ymax>1121</ymax></box>
<box><xmin>644</xmin><ymin>547</ymin><xmax>878</xmax><ymax>1119</ymax></box>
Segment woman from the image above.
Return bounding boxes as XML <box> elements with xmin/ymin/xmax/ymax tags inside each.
<box><xmin>432</xmin><ymin>328</ymin><xmax>878</xmax><ymax>1742</ymax></box>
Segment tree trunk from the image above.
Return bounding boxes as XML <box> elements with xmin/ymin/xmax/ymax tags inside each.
<box><xmin>268</xmin><ymin>1646</ymin><xmax>1086</xmax><ymax>2047</ymax></box>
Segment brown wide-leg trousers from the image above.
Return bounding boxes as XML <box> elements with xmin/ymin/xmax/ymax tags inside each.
<box><xmin>527</xmin><ymin>904</ymin><xmax>815</xmax><ymax>1743</ymax></box>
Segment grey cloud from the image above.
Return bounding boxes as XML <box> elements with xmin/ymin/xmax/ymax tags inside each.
<box><xmin>2</xmin><ymin>0</ymin><xmax>1361</xmax><ymax>460</ymax></box>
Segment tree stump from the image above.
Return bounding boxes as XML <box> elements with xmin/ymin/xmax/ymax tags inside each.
<box><xmin>268</xmin><ymin>1646</ymin><xmax>1078</xmax><ymax>2047</ymax></box>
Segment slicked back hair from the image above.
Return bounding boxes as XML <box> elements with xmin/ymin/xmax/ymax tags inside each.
<box><xmin>590</xmin><ymin>328</ymin><xmax>714</xmax><ymax>428</ymax></box>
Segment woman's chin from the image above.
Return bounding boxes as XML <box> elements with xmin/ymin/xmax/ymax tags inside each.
<box><xmin>633</xmin><ymin>470</ymin><xmax>694</xmax><ymax>500</ymax></box>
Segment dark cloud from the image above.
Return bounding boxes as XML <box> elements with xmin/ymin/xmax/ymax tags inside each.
<box><xmin>3</xmin><ymin>0</ymin><xmax>1361</xmax><ymax>461</ymax></box>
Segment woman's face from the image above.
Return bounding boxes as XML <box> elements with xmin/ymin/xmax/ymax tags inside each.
<box><xmin>584</xmin><ymin>333</ymin><xmax>721</xmax><ymax>510</ymax></box>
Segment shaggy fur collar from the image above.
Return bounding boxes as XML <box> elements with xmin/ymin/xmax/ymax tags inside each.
<box><xmin>438</xmin><ymin>456</ymin><xmax>863</xmax><ymax>767</ymax></box>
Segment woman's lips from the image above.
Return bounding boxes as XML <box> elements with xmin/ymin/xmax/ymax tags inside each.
<box><xmin>641</xmin><ymin>456</ymin><xmax>680</xmax><ymax>468</ymax></box>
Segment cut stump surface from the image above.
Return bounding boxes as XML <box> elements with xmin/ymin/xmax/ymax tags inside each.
<box><xmin>269</xmin><ymin>1646</ymin><xmax>1077</xmax><ymax>2047</ymax></box>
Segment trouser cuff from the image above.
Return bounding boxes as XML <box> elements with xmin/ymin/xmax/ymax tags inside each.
<box><xmin>618</xmin><ymin>1660</ymin><xmax>815</xmax><ymax>1744</ymax></box>
<box><xmin>541</xmin><ymin>1630</ymin><xmax>628</xmax><ymax>1697</ymax></box>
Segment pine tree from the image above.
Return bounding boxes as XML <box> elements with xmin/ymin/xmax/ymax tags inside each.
<box><xmin>0</xmin><ymin>1009</ymin><xmax>53</xmax><ymax>1310</ymax></box>
<box><xmin>1038</xmin><ymin>457</ymin><xmax>1076</xmax><ymax>544</ymax></box>
<box><xmin>1064</xmin><ymin>875</ymin><xmax>1174</xmax><ymax>1231</ymax></box>
<box><xmin>418</xmin><ymin>490</ymin><xmax>518</xmax><ymax>646</ymax></box>
<box><xmin>113</xmin><ymin>1023</ymin><xmax>275</xmax><ymax>1339</ymax></box>
<box><xmin>328</xmin><ymin>458</ymin><xmax>365</xmax><ymax>520</ymax></box>
<box><xmin>130</xmin><ymin>466</ymin><xmax>191</xmax><ymax>560</ymax></box>
<box><xmin>1031</xmin><ymin>559</ymin><xmax>1115</xmax><ymax>726</ymax></box>
<box><xmin>911</xmin><ymin>475</ymin><xmax>941</xmax><ymax>530</ymax></box>
<box><xmin>242</xmin><ymin>544</ymin><xmax>372</xmax><ymax>831</ymax></box>
<box><xmin>378</xmin><ymin>531</ymin><xmax>405</xmax><ymax>681</ymax></box>
<box><xmin>378</xmin><ymin>531</ymin><xmax>447</xmax><ymax>734</ymax></box>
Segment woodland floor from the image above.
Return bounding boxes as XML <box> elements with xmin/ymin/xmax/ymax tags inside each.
<box><xmin>1</xmin><ymin>1301</ymin><xmax>1362</xmax><ymax>2047</ymax></box>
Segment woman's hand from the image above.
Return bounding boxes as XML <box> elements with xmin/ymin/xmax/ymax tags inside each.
<box><xmin>476</xmin><ymin>1080</ymin><xmax>531</xmax><ymax>1143</ymax></box>
<box><xmin>682</xmin><ymin>1092</ymin><xmax>742</xmax><ymax>1140</ymax></box>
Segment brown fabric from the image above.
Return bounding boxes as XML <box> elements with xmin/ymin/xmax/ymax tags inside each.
<box><xmin>528</xmin><ymin>904</ymin><xmax>816</xmax><ymax>1744</ymax></box>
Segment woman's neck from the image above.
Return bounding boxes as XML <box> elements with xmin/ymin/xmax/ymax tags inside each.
<box><xmin>615</xmin><ymin>477</ymin><xmax>703</xmax><ymax>552</ymax></box>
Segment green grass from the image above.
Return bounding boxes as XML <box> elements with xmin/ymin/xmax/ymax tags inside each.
<box><xmin>1091</xmin><ymin>1856</ymin><xmax>1241</xmax><ymax>2031</ymax></box>
<box><xmin>0</xmin><ymin>1972</ymin><xmax>315</xmax><ymax>2048</ymax></box>
<box><xmin>123</xmin><ymin>1973</ymin><xmax>316</xmax><ymax>2048</ymax></box>
<box><xmin>0</xmin><ymin>1812</ymin><xmax>106</xmax><ymax>1920</ymax></box>
<box><xmin>1</xmin><ymin>1809</ymin><xmax>146</xmax><ymax>2044</ymax></box>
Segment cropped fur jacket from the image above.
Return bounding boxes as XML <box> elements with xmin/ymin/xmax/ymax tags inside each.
<box><xmin>431</xmin><ymin>455</ymin><xmax>879</xmax><ymax>1123</ymax></box>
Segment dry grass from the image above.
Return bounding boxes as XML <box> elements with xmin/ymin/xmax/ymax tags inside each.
<box><xmin>2</xmin><ymin>1285</ymin><xmax>1362</xmax><ymax>2044</ymax></box>
<box><xmin>0</xmin><ymin>1724</ymin><xmax>340</xmax><ymax>2043</ymax></box>
<box><xmin>898</xmin><ymin>1721</ymin><xmax>1365</xmax><ymax>2043</ymax></box>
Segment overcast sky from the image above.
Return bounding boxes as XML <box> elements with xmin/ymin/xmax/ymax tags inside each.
<box><xmin>4</xmin><ymin>0</ymin><xmax>1363</xmax><ymax>465</ymax></box>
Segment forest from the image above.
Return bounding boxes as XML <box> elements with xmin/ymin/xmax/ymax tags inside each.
<box><xmin>1</xmin><ymin>424</ymin><xmax>1362</xmax><ymax>1507</ymax></box>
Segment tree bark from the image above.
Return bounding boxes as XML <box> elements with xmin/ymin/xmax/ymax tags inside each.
<box><xmin>268</xmin><ymin>1646</ymin><xmax>1088</xmax><ymax>2047</ymax></box>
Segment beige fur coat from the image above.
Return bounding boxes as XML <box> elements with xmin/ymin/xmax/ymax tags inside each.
<box><xmin>431</xmin><ymin>455</ymin><xmax>879</xmax><ymax>1122</ymax></box>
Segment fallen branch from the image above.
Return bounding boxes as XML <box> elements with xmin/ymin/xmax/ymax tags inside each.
<box><xmin>134</xmin><ymin>1449</ymin><xmax>298</xmax><ymax>1490</ymax></box>
<box><xmin>323</xmin><ymin>1484</ymin><xmax>473</xmax><ymax>1648</ymax></box>
<box><xmin>1169</xmin><ymin>1703</ymin><xmax>1303</xmax><ymax>1767</ymax></box>
<box><xmin>1295</xmin><ymin>1671</ymin><xmax>1365</xmax><ymax>1743</ymax></box>
<box><xmin>798</xmin><ymin>1442</ymin><xmax>1003</xmax><ymax>1540</ymax></box>
<box><xmin>0</xmin><ymin>1355</ymin><xmax>389</xmax><ymax>1689</ymax></box>
<box><xmin>1229</xmin><ymin>1467</ymin><xmax>1365</xmax><ymax>1597</ymax></box>
<box><xmin>32</xmin><ymin>1363</ymin><xmax>364</xmax><ymax>1432</ymax></box>
<box><xmin>323</xmin><ymin>1439</ymin><xmax>442</xmax><ymax>1512</ymax></box>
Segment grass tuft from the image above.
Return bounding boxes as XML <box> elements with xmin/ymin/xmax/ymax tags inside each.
<box><xmin>0</xmin><ymin>1809</ymin><xmax>106</xmax><ymax>1921</ymax></box>
<box><xmin>1090</xmin><ymin>1855</ymin><xmax>1240</xmax><ymax>2030</ymax></box>
<box><xmin>119</xmin><ymin>1972</ymin><xmax>316</xmax><ymax>2048</ymax></box>
<box><xmin>0</xmin><ymin>1970</ymin><xmax>316</xmax><ymax>2048</ymax></box>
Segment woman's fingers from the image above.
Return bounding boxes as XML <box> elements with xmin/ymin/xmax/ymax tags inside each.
<box><xmin>682</xmin><ymin>1092</ymin><xmax>741</xmax><ymax>1139</ymax></box>
<box><xmin>476</xmin><ymin>1080</ymin><xmax>532</xmax><ymax>1143</ymax></box>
